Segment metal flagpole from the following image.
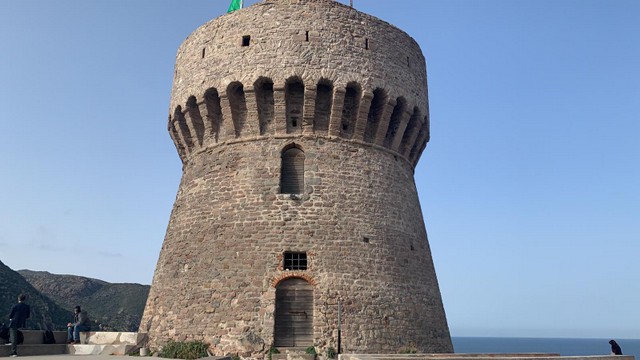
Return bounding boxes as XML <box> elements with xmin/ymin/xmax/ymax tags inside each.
<box><xmin>338</xmin><ymin>300</ymin><xmax>342</xmax><ymax>354</ymax></box>
<box><xmin>241</xmin><ymin>0</ymin><xmax>244</xmax><ymax>8</ymax></box>
<box><xmin>349</xmin><ymin>0</ymin><xmax>353</xmax><ymax>7</ymax></box>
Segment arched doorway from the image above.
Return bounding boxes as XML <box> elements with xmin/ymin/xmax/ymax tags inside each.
<box><xmin>274</xmin><ymin>278</ymin><xmax>313</xmax><ymax>347</ymax></box>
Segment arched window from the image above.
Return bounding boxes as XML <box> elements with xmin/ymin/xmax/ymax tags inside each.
<box><xmin>280</xmin><ymin>146</ymin><xmax>304</xmax><ymax>194</ymax></box>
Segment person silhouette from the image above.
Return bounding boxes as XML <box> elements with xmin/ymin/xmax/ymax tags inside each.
<box><xmin>609</xmin><ymin>340</ymin><xmax>623</xmax><ymax>355</ymax></box>
<box><xmin>8</xmin><ymin>294</ymin><xmax>30</xmax><ymax>357</ymax></box>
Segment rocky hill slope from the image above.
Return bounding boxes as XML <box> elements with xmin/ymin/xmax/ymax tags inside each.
<box><xmin>18</xmin><ymin>270</ymin><xmax>149</xmax><ymax>332</ymax></box>
<box><xmin>0</xmin><ymin>260</ymin><xmax>72</xmax><ymax>330</ymax></box>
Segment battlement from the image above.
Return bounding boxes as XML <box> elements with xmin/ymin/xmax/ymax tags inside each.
<box><xmin>167</xmin><ymin>0</ymin><xmax>431</xmax><ymax>168</ymax></box>
<box><xmin>169</xmin><ymin>78</ymin><xmax>429</xmax><ymax>167</ymax></box>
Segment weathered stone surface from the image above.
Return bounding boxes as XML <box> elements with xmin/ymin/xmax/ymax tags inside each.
<box><xmin>339</xmin><ymin>356</ymin><xmax>635</xmax><ymax>360</ymax></box>
<box><xmin>142</xmin><ymin>0</ymin><xmax>451</xmax><ymax>358</ymax></box>
<box><xmin>80</xmin><ymin>331</ymin><xmax>145</xmax><ymax>345</ymax></box>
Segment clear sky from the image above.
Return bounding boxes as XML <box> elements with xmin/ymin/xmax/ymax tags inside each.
<box><xmin>0</xmin><ymin>0</ymin><xmax>638</xmax><ymax>340</ymax></box>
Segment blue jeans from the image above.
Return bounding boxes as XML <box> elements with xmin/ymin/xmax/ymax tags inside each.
<box><xmin>67</xmin><ymin>325</ymin><xmax>90</xmax><ymax>342</ymax></box>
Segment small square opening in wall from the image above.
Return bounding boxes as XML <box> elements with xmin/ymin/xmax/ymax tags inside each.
<box><xmin>284</xmin><ymin>251</ymin><xmax>307</xmax><ymax>270</ymax></box>
<box><xmin>242</xmin><ymin>35</ymin><xmax>251</xmax><ymax>47</ymax></box>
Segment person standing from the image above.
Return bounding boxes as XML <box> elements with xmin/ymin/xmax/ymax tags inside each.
<box><xmin>609</xmin><ymin>340</ymin><xmax>623</xmax><ymax>355</ymax></box>
<box><xmin>8</xmin><ymin>294</ymin><xmax>30</xmax><ymax>357</ymax></box>
<box><xmin>67</xmin><ymin>305</ymin><xmax>91</xmax><ymax>344</ymax></box>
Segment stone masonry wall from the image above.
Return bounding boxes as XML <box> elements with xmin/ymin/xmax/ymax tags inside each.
<box><xmin>170</xmin><ymin>0</ymin><xmax>427</xmax><ymax>115</ymax></box>
<box><xmin>142</xmin><ymin>0</ymin><xmax>452</xmax><ymax>358</ymax></box>
<box><xmin>143</xmin><ymin>138</ymin><xmax>451</xmax><ymax>356</ymax></box>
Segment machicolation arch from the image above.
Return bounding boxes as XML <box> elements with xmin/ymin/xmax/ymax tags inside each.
<box><xmin>169</xmin><ymin>79</ymin><xmax>429</xmax><ymax>167</ymax></box>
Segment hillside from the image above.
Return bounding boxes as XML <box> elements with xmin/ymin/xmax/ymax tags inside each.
<box><xmin>0</xmin><ymin>260</ymin><xmax>72</xmax><ymax>330</ymax></box>
<box><xmin>18</xmin><ymin>270</ymin><xmax>149</xmax><ymax>332</ymax></box>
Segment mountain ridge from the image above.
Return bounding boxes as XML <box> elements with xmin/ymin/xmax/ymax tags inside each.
<box><xmin>0</xmin><ymin>260</ymin><xmax>72</xmax><ymax>330</ymax></box>
<box><xmin>0</xmin><ymin>260</ymin><xmax>149</xmax><ymax>332</ymax></box>
<box><xmin>18</xmin><ymin>269</ymin><xmax>150</xmax><ymax>332</ymax></box>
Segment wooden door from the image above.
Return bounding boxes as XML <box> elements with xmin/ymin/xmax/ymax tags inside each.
<box><xmin>274</xmin><ymin>278</ymin><xmax>313</xmax><ymax>347</ymax></box>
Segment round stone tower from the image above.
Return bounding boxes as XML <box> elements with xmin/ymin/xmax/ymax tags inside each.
<box><xmin>142</xmin><ymin>0</ymin><xmax>452</xmax><ymax>357</ymax></box>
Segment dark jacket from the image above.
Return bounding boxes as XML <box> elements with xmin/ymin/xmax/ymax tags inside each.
<box><xmin>8</xmin><ymin>302</ymin><xmax>30</xmax><ymax>329</ymax></box>
<box><xmin>73</xmin><ymin>310</ymin><xmax>91</xmax><ymax>327</ymax></box>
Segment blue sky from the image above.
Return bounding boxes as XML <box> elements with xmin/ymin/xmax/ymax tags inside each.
<box><xmin>0</xmin><ymin>0</ymin><xmax>638</xmax><ymax>340</ymax></box>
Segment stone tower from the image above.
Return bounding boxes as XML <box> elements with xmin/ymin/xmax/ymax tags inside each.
<box><xmin>141</xmin><ymin>0</ymin><xmax>452</xmax><ymax>357</ymax></box>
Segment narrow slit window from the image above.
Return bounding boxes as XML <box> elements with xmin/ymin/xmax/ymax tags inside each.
<box><xmin>284</xmin><ymin>252</ymin><xmax>307</xmax><ymax>270</ymax></box>
<box><xmin>202</xmin><ymin>48</ymin><xmax>205</xmax><ymax>58</ymax></box>
<box><xmin>365</xmin><ymin>38</ymin><xmax>369</xmax><ymax>50</ymax></box>
<box><xmin>305</xmin><ymin>31</ymin><xmax>309</xmax><ymax>42</ymax></box>
<box><xmin>280</xmin><ymin>147</ymin><xmax>304</xmax><ymax>194</ymax></box>
<box><xmin>242</xmin><ymin>35</ymin><xmax>251</xmax><ymax>46</ymax></box>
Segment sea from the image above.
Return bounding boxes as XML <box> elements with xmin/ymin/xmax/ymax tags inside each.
<box><xmin>452</xmin><ymin>337</ymin><xmax>640</xmax><ymax>359</ymax></box>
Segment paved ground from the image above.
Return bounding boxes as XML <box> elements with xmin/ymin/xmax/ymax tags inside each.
<box><xmin>7</xmin><ymin>356</ymin><xmax>124</xmax><ymax>360</ymax></box>
<box><xmin>7</xmin><ymin>357</ymin><xmax>232</xmax><ymax>360</ymax></box>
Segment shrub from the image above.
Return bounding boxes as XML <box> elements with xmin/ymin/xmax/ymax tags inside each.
<box><xmin>326</xmin><ymin>347</ymin><xmax>336</xmax><ymax>359</ymax></box>
<box><xmin>158</xmin><ymin>340</ymin><xmax>209</xmax><ymax>359</ymax></box>
<box><xmin>268</xmin><ymin>347</ymin><xmax>280</xmax><ymax>360</ymax></box>
<box><xmin>399</xmin><ymin>347</ymin><xmax>418</xmax><ymax>354</ymax></box>
<box><xmin>305</xmin><ymin>346</ymin><xmax>317</xmax><ymax>355</ymax></box>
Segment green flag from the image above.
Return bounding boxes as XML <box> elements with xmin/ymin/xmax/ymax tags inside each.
<box><xmin>227</xmin><ymin>0</ymin><xmax>241</xmax><ymax>13</ymax></box>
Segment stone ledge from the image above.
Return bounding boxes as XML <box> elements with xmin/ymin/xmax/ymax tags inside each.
<box><xmin>79</xmin><ymin>331</ymin><xmax>145</xmax><ymax>345</ymax></box>
<box><xmin>338</xmin><ymin>356</ymin><xmax>635</xmax><ymax>360</ymax></box>
<box><xmin>67</xmin><ymin>343</ymin><xmax>135</xmax><ymax>356</ymax></box>
<box><xmin>0</xmin><ymin>344</ymin><xmax>67</xmax><ymax>357</ymax></box>
<box><xmin>5</xmin><ymin>330</ymin><xmax>67</xmax><ymax>345</ymax></box>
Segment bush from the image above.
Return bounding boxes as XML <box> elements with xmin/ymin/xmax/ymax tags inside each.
<box><xmin>399</xmin><ymin>347</ymin><xmax>418</xmax><ymax>354</ymax></box>
<box><xmin>305</xmin><ymin>346</ymin><xmax>317</xmax><ymax>355</ymax></box>
<box><xmin>268</xmin><ymin>347</ymin><xmax>280</xmax><ymax>360</ymax></box>
<box><xmin>158</xmin><ymin>340</ymin><xmax>209</xmax><ymax>359</ymax></box>
<box><xmin>326</xmin><ymin>347</ymin><xmax>336</xmax><ymax>359</ymax></box>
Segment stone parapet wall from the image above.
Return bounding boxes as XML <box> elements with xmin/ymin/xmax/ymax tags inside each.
<box><xmin>339</xmin><ymin>356</ymin><xmax>635</xmax><ymax>360</ymax></box>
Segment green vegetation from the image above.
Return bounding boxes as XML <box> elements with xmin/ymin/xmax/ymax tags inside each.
<box><xmin>158</xmin><ymin>340</ymin><xmax>210</xmax><ymax>359</ymax></box>
<box><xmin>268</xmin><ymin>347</ymin><xmax>280</xmax><ymax>360</ymax></box>
<box><xmin>326</xmin><ymin>347</ymin><xmax>336</xmax><ymax>359</ymax></box>
<box><xmin>305</xmin><ymin>346</ymin><xmax>317</xmax><ymax>355</ymax></box>
<box><xmin>399</xmin><ymin>347</ymin><xmax>418</xmax><ymax>354</ymax></box>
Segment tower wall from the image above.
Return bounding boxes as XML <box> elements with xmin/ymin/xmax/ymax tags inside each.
<box><xmin>142</xmin><ymin>0</ymin><xmax>451</xmax><ymax>357</ymax></box>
